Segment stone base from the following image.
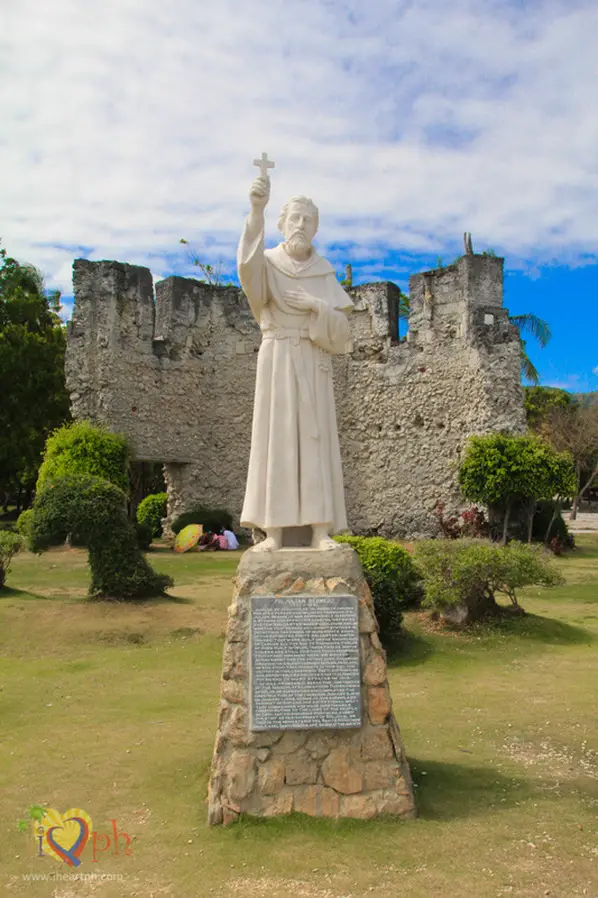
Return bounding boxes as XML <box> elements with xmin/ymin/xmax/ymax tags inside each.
<box><xmin>207</xmin><ymin>545</ymin><xmax>417</xmax><ymax>824</ymax></box>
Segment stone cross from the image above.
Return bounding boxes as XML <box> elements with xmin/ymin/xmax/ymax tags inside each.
<box><xmin>253</xmin><ymin>152</ymin><xmax>275</xmax><ymax>180</ymax></box>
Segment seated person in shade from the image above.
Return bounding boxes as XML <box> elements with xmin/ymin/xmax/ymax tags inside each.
<box><xmin>216</xmin><ymin>533</ymin><xmax>229</xmax><ymax>550</ymax></box>
<box><xmin>198</xmin><ymin>532</ymin><xmax>218</xmax><ymax>551</ymax></box>
<box><xmin>222</xmin><ymin>528</ymin><xmax>239</xmax><ymax>550</ymax></box>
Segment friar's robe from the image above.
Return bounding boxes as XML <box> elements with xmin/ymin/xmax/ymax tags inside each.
<box><xmin>238</xmin><ymin>217</ymin><xmax>353</xmax><ymax>532</ymax></box>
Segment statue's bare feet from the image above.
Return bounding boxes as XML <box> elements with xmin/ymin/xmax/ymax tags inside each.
<box><xmin>251</xmin><ymin>528</ymin><xmax>282</xmax><ymax>552</ymax></box>
<box><xmin>311</xmin><ymin>526</ymin><xmax>337</xmax><ymax>551</ymax></box>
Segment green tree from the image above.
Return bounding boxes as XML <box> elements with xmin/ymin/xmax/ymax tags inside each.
<box><xmin>542</xmin><ymin>400</ymin><xmax>598</xmax><ymax>519</ymax></box>
<box><xmin>458</xmin><ymin>433</ymin><xmax>576</xmax><ymax>544</ymax></box>
<box><xmin>37</xmin><ymin>421</ymin><xmax>130</xmax><ymax>494</ymax></box>
<box><xmin>524</xmin><ymin>385</ymin><xmax>573</xmax><ymax>431</ymax></box>
<box><xmin>0</xmin><ymin>245</ymin><xmax>70</xmax><ymax>508</ymax></box>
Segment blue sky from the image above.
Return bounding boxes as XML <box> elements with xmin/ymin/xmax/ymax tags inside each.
<box><xmin>1</xmin><ymin>0</ymin><xmax>597</xmax><ymax>391</ymax></box>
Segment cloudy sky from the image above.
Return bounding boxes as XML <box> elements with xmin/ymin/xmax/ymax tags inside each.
<box><xmin>2</xmin><ymin>0</ymin><xmax>597</xmax><ymax>389</ymax></box>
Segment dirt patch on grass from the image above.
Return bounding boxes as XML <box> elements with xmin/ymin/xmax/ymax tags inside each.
<box><xmin>502</xmin><ymin>735</ymin><xmax>598</xmax><ymax>780</ymax></box>
<box><xmin>224</xmin><ymin>878</ymin><xmax>351</xmax><ymax>898</ymax></box>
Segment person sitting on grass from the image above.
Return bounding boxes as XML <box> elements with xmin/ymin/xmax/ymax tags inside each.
<box><xmin>222</xmin><ymin>527</ymin><xmax>239</xmax><ymax>550</ymax></box>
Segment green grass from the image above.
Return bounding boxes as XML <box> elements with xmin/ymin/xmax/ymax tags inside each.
<box><xmin>1</xmin><ymin>537</ymin><xmax>598</xmax><ymax>897</ymax></box>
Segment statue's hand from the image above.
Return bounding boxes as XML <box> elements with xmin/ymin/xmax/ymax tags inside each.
<box><xmin>283</xmin><ymin>290</ymin><xmax>320</xmax><ymax>314</ymax></box>
<box><xmin>249</xmin><ymin>176</ymin><xmax>270</xmax><ymax>212</ymax></box>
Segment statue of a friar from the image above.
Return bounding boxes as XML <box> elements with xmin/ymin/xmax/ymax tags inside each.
<box><xmin>238</xmin><ymin>155</ymin><xmax>353</xmax><ymax>551</ymax></box>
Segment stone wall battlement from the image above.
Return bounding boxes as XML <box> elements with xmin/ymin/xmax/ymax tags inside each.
<box><xmin>66</xmin><ymin>252</ymin><xmax>525</xmax><ymax>537</ymax></box>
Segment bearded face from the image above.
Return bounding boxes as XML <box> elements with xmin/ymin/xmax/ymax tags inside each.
<box><xmin>283</xmin><ymin>203</ymin><xmax>317</xmax><ymax>258</ymax></box>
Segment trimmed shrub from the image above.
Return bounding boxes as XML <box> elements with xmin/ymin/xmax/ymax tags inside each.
<box><xmin>135</xmin><ymin>521</ymin><xmax>154</xmax><ymax>550</ymax></box>
<box><xmin>37</xmin><ymin>421</ymin><xmax>130</xmax><ymax>494</ymax></box>
<box><xmin>334</xmin><ymin>535</ymin><xmax>423</xmax><ymax>646</ymax></box>
<box><xmin>172</xmin><ymin>505</ymin><xmax>233</xmax><ymax>536</ymax></box>
<box><xmin>16</xmin><ymin>509</ymin><xmax>34</xmax><ymax>546</ymax></box>
<box><xmin>0</xmin><ymin>530</ymin><xmax>23</xmax><ymax>588</ymax></box>
<box><xmin>30</xmin><ymin>475</ymin><xmax>173</xmax><ymax>599</ymax></box>
<box><xmin>136</xmin><ymin>492</ymin><xmax>168</xmax><ymax>538</ymax></box>
<box><xmin>414</xmin><ymin>539</ymin><xmax>563</xmax><ymax>624</ymax></box>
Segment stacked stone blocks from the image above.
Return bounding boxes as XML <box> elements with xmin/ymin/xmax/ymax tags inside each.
<box><xmin>207</xmin><ymin>548</ymin><xmax>416</xmax><ymax>824</ymax></box>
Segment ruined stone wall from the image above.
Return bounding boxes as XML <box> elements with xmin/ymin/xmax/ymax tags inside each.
<box><xmin>66</xmin><ymin>253</ymin><xmax>526</xmax><ymax>538</ymax></box>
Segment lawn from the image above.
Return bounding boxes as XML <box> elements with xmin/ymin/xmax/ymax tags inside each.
<box><xmin>1</xmin><ymin>538</ymin><xmax>597</xmax><ymax>898</ymax></box>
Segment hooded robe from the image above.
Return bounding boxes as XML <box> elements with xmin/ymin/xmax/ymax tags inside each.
<box><xmin>238</xmin><ymin>217</ymin><xmax>353</xmax><ymax>532</ymax></box>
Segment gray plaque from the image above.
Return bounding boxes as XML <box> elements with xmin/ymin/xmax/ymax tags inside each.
<box><xmin>250</xmin><ymin>594</ymin><xmax>361</xmax><ymax>731</ymax></box>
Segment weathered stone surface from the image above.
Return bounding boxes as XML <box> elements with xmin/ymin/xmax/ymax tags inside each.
<box><xmin>258</xmin><ymin>759</ymin><xmax>285</xmax><ymax>795</ymax></box>
<box><xmin>367</xmin><ymin>686</ymin><xmax>392</xmax><ymax>725</ymax></box>
<box><xmin>221</xmin><ymin>679</ymin><xmax>245</xmax><ymax>704</ymax></box>
<box><xmin>378</xmin><ymin>789</ymin><xmax>418</xmax><ymax>818</ymax></box>
<box><xmin>364</xmin><ymin>761</ymin><xmax>400</xmax><ymax>791</ymax></box>
<box><xmin>359</xmin><ymin>606</ymin><xmax>377</xmax><ymax>633</ymax></box>
<box><xmin>306</xmin><ymin>733</ymin><xmax>335</xmax><ymax>760</ymax></box>
<box><xmin>67</xmin><ymin>258</ymin><xmax>525</xmax><ymax>542</ymax></box>
<box><xmin>341</xmin><ymin>794</ymin><xmax>377</xmax><ymax>819</ymax></box>
<box><xmin>326</xmin><ymin>578</ymin><xmax>350</xmax><ymax>594</ymax></box>
<box><xmin>262</xmin><ymin>789</ymin><xmax>293</xmax><ymax>817</ymax></box>
<box><xmin>294</xmin><ymin>785</ymin><xmax>340</xmax><ymax>818</ymax></box>
<box><xmin>222</xmin><ymin>806</ymin><xmax>240</xmax><ymax>826</ymax></box>
<box><xmin>227</xmin><ymin>705</ymin><xmax>252</xmax><ymax>747</ymax></box>
<box><xmin>252</xmin><ymin>730</ymin><xmax>283</xmax><ymax>749</ymax></box>
<box><xmin>276</xmin><ymin>730</ymin><xmax>308</xmax><ymax>755</ymax></box>
<box><xmin>226</xmin><ymin>615</ymin><xmax>247</xmax><ymax>643</ymax></box>
<box><xmin>284</xmin><ymin>749</ymin><xmax>319</xmax><ymax>786</ymax></box>
<box><xmin>361</xmin><ymin>728</ymin><xmax>394</xmax><ymax>761</ymax></box>
<box><xmin>207</xmin><ymin>548</ymin><xmax>416</xmax><ymax>824</ymax></box>
<box><xmin>222</xmin><ymin>642</ymin><xmax>246</xmax><ymax>679</ymax></box>
<box><xmin>321</xmin><ymin>747</ymin><xmax>363</xmax><ymax>794</ymax></box>
<box><xmin>288</xmin><ymin>577</ymin><xmax>306</xmax><ymax>594</ymax></box>
<box><xmin>237</xmin><ymin>546</ymin><xmax>362</xmax><ymax>585</ymax></box>
<box><xmin>363</xmin><ymin>652</ymin><xmax>387</xmax><ymax>686</ymax></box>
<box><xmin>228</xmin><ymin>751</ymin><xmax>255</xmax><ymax>801</ymax></box>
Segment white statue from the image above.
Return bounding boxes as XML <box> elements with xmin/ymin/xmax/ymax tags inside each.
<box><xmin>238</xmin><ymin>154</ymin><xmax>353</xmax><ymax>551</ymax></box>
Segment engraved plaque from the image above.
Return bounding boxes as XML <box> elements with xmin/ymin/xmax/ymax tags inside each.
<box><xmin>250</xmin><ymin>594</ymin><xmax>361</xmax><ymax>731</ymax></box>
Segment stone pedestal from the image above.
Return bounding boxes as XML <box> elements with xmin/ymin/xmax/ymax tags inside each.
<box><xmin>207</xmin><ymin>546</ymin><xmax>416</xmax><ymax>824</ymax></box>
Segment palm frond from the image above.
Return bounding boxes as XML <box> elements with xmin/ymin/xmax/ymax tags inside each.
<box><xmin>510</xmin><ymin>313</ymin><xmax>551</xmax><ymax>348</ymax></box>
<box><xmin>519</xmin><ymin>337</ymin><xmax>540</xmax><ymax>384</ymax></box>
<box><xmin>398</xmin><ymin>290</ymin><xmax>410</xmax><ymax>319</ymax></box>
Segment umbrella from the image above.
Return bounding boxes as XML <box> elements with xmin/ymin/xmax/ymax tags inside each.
<box><xmin>174</xmin><ymin>524</ymin><xmax>203</xmax><ymax>553</ymax></box>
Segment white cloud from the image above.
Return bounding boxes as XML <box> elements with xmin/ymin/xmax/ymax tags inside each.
<box><xmin>1</xmin><ymin>0</ymin><xmax>598</xmax><ymax>296</ymax></box>
<box><xmin>593</xmin><ymin>366</ymin><xmax>598</xmax><ymax>376</ymax></box>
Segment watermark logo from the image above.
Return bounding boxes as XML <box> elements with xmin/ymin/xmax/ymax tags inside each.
<box><xmin>18</xmin><ymin>806</ymin><xmax>132</xmax><ymax>866</ymax></box>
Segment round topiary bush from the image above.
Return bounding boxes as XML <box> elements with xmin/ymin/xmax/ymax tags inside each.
<box><xmin>136</xmin><ymin>492</ymin><xmax>168</xmax><ymax>538</ymax></box>
<box><xmin>171</xmin><ymin>505</ymin><xmax>233</xmax><ymax>536</ymax></box>
<box><xmin>37</xmin><ymin>421</ymin><xmax>130</xmax><ymax>493</ymax></box>
<box><xmin>30</xmin><ymin>475</ymin><xmax>173</xmax><ymax>599</ymax></box>
<box><xmin>334</xmin><ymin>535</ymin><xmax>423</xmax><ymax>646</ymax></box>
